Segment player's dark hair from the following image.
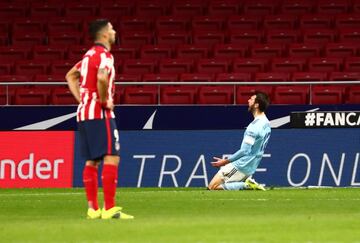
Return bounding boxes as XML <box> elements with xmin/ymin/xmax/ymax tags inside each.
<box><xmin>88</xmin><ymin>19</ymin><xmax>110</xmax><ymax>41</ymax></box>
<box><xmin>254</xmin><ymin>91</ymin><xmax>270</xmax><ymax>112</ymax></box>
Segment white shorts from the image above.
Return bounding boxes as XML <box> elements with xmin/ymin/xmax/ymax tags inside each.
<box><xmin>217</xmin><ymin>163</ymin><xmax>248</xmax><ymax>183</ymax></box>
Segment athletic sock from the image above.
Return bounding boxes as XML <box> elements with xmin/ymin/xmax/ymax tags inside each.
<box><xmin>82</xmin><ymin>165</ymin><xmax>99</xmax><ymax>210</ymax></box>
<box><xmin>102</xmin><ymin>164</ymin><xmax>118</xmax><ymax>210</ymax></box>
<box><xmin>222</xmin><ymin>181</ymin><xmax>248</xmax><ymax>190</ymax></box>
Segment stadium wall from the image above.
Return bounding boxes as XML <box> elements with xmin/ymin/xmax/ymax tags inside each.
<box><xmin>0</xmin><ymin>105</ymin><xmax>359</xmax><ymax>188</ymax></box>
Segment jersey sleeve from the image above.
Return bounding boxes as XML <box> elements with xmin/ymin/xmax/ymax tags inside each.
<box><xmin>99</xmin><ymin>52</ymin><xmax>114</xmax><ymax>72</ymax></box>
<box><xmin>74</xmin><ymin>61</ymin><xmax>82</xmax><ymax>71</ymax></box>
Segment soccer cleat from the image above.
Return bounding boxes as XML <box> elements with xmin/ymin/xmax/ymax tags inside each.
<box><xmin>101</xmin><ymin>206</ymin><xmax>134</xmax><ymax>220</ymax></box>
<box><xmin>245</xmin><ymin>177</ymin><xmax>266</xmax><ymax>191</ymax></box>
<box><xmin>87</xmin><ymin>208</ymin><xmax>102</xmax><ymax>219</ymax></box>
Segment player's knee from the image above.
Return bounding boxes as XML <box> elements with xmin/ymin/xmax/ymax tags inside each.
<box><xmin>207</xmin><ymin>183</ymin><xmax>217</xmax><ymax>190</ymax></box>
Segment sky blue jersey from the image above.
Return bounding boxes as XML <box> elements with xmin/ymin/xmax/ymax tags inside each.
<box><xmin>228</xmin><ymin>114</ymin><xmax>271</xmax><ymax>175</ymax></box>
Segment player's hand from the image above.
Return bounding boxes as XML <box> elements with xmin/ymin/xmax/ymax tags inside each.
<box><xmin>101</xmin><ymin>100</ymin><xmax>114</xmax><ymax>110</ymax></box>
<box><xmin>211</xmin><ymin>157</ymin><xmax>229</xmax><ymax>167</ymax></box>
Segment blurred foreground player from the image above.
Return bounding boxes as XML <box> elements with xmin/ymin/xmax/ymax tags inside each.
<box><xmin>66</xmin><ymin>19</ymin><xmax>133</xmax><ymax>219</ymax></box>
<box><xmin>208</xmin><ymin>92</ymin><xmax>271</xmax><ymax>191</ymax></box>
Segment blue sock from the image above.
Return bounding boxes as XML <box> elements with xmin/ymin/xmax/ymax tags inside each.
<box><xmin>222</xmin><ymin>182</ymin><xmax>248</xmax><ymax>190</ymax></box>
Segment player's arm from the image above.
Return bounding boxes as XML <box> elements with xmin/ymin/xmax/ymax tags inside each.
<box><xmin>97</xmin><ymin>68</ymin><xmax>114</xmax><ymax>110</ymax></box>
<box><xmin>65</xmin><ymin>63</ymin><xmax>81</xmax><ymax>103</ymax></box>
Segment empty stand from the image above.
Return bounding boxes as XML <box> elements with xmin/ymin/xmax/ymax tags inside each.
<box><xmin>243</xmin><ymin>0</ymin><xmax>276</xmax><ymax>16</ymax></box>
<box><xmin>317</xmin><ymin>0</ymin><xmax>349</xmax><ymax>14</ymax></box>
<box><xmin>47</xmin><ymin>18</ymin><xmax>83</xmax><ymax>32</ymax></box>
<box><xmin>236</xmin><ymin>85</ymin><xmax>273</xmax><ymax>104</ymax></box>
<box><xmin>192</xmin><ymin>30</ymin><xmax>225</xmax><ymax>46</ymax></box>
<box><xmin>64</xmin><ymin>2</ymin><xmax>97</xmax><ymax>17</ymax></box>
<box><xmin>287</xmin><ymin>43</ymin><xmax>322</xmax><ymax>58</ymax></box>
<box><xmin>0</xmin><ymin>61</ymin><xmax>12</xmax><ymax>75</ymax></box>
<box><xmin>119</xmin><ymin>16</ymin><xmax>153</xmax><ymax>31</ymax></box>
<box><xmin>116</xmin><ymin>74</ymin><xmax>141</xmax><ymax>83</ymax></box>
<box><xmin>13</xmin><ymin>19</ymin><xmax>44</xmax><ymax>33</ymax></box>
<box><xmin>12</xmin><ymin>32</ymin><xmax>45</xmax><ymax>46</ymax></box>
<box><xmin>122</xmin><ymin>59</ymin><xmax>157</xmax><ymax>75</ymax></box>
<box><xmin>14</xmin><ymin>87</ymin><xmax>50</xmax><ymax>105</ymax></box>
<box><xmin>142</xmin><ymin>74</ymin><xmax>178</xmax><ymax>83</ymax></box>
<box><xmin>311</xmin><ymin>85</ymin><xmax>344</xmax><ymax>104</ymax></box>
<box><xmin>227</xmin><ymin>15</ymin><xmax>261</xmax><ymax>30</ymax></box>
<box><xmin>300</xmin><ymin>14</ymin><xmax>333</xmax><ymax>29</ymax></box>
<box><xmin>265</xmin><ymin>29</ymin><xmax>299</xmax><ymax>44</ymax></box>
<box><xmin>273</xmin><ymin>85</ymin><xmax>309</xmax><ymax>104</ymax></box>
<box><xmin>213</xmin><ymin>44</ymin><xmax>247</xmax><ymax>59</ymax></box>
<box><xmin>123</xmin><ymin>86</ymin><xmax>158</xmax><ymax>104</ymax></box>
<box><xmin>48</xmin><ymin>32</ymin><xmax>82</xmax><ymax>46</ymax></box>
<box><xmin>111</xmin><ymin>45</ymin><xmax>138</xmax><ymax>60</ymax></box>
<box><xmin>140</xmin><ymin>45</ymin><xmax>173</xmax><ymax>60</ymax></box>
<box><xmin>281</xmin><ymin>0</ymin><xmax>314</xmax><ymax>15</ymax></box>
<box><xmin>255</xmin><ymin>72</ymin><xmax>290</xmax><ymax>82</ymax></box>
<box><xmin>32</xmin><ymin>45</ymin><xmax>65</xmax><ymax>61</ymax></box>
<box><xmin>263</xmin><ymin>15</ymin><xmax>297</xmax><ymax>29</ymax></box>
<box><xmin>292</xmin><ymin>72</ymin><xmax>328</xmax><ymax>81</ymax></box>
<box><xmin>329</xmin><ymin>72</ymin><xmax>360</xmax><ymax>81</ymax></box>
<box><xmin>51</xmin><ymin>87</ymin><xmax>77</xmax><ymax>105</ymax></box>
<box><xmin>228</xmin><ymin>30</ymin><xmax>263</xmax><ymax>45</ymax></box>
<box><xmin>196</xmin><ymin>59</ymin><xmax>229</xmax><ymax>74</ymax></box>
<box><xmin>271</xmin><ymin>57</ymin><xmax>306</xmax><ymax>72</ymax></box>
<box><xmin>0</xmin><ymin>46</ymin><xmax>29</xmax><ymax>62</ymax></box>
<box><xmin>67</xmin><ymin>45</ymin><xmax>91</xmax><ymax>60</ymax></box>
<box><xmin>344</xmin><ymin>57</ymin><xmax>360</xmax><ymax>71</ymax></box>
<box><xmin>171</xmin><ymin>1</ymin><xmax>204</xmax><ymax>16</ymax></box>
<box><xmin>338</xmin><ymin>28</ymin><xmax>360</xmax><ymax>43</ymax></box>
<box><xmin>308</xmin><ymin>57</ymin><xmax>343</xmax><ymax>72</ymax></box>
<box><xmin>99</xmin><ymin>1</ymin><xmax>134</xmax><ymax>17</ymax></box>
<box><xmin>302</xmin><ymin>29</ymin><xmax>336</xmax><ymax>44</ymax></box>
<box><xmin>135</xmin><ymin>2</ymin><xmax>168</xmax><ymax>17</ymax></box>
<box><xmin>208</xmin><ymin>1</ymin><xmax>240</xmax><ymax>16</ymax></box>
<box><xmin>155</xmin><ymin>16</ymin><xmax>189</xmax><ymax>31</ymax></box>
<box><xmin>30</xmin><ymin>3</ymin><xmax>63</xmax><ymax>17</ymax></box>
<box><xmin>15</xmin><ymin>60</ymin><xmax>49</xmax><ymax>76</ymax></box>
<box><xmin>191</xmin><ymin>16</ymin><xmax>225</xmax><ymax>31</ymax></box>
<box><xmin>180</xmin><ymin>73</ymin><xmax>214</xmax><ymax>82</ymax></box>
<box><xmin>346</xmin><ymin>86</ymin><xmax>360</xmax><ymax>104</ymax></box>
<box><xmin>233</xmin><ymin>58</ymin><xmax>268</xmax><ymax>73</ymax></box>
<box><xmin>216</xmin><ymin>73</ymin><xmax>252</xmax><ymax>82</ymax></box>
<box><xmin>198</xmin><ymin>86</ymin><xmax>234</xmax><ymax>105</ymax></box>
<box><xmin>50</xmin><ymin>60</ymin><xmax>76</xmax><ymax>75</ymax></box>
<box><xmin>156</xmin><ymin>30</ymin><xmax>190</xmax><ymax>46</ymax></box>
<box><xmin>160</xmin><ymin>86</ymin><xmax>197</xmax><ymax>104</ymax></box>
<box><xmin>176</xmin><ymin>44</ymin><xmax>209</xmax><ymax>59</ymax></box>
<box><xmin>250</xmin><ymin>44</ymin><xmax>284</xmax><ymax>58</ymax></box>
<box><xmin>159</xmin><ymin>59</ymin><xmax>194</xmax><ymax>74</ymax></box>
<box><xmin>335</xmin><ymin>14</ymin><xmax>360</xmax><ymax>29</ymax></box>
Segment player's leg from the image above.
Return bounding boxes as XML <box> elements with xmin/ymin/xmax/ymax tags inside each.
<box><xmin>208</xmin><ymin>173</ymin><xmax>224</xmax><ymax>190</ymax></box>
<box><xmin>209</xmin><ymin>163</ymin><xmax>249</xmax><ymax>191</ymax></box>
<box><xmin>245</xmin><ymin>176</ymin><xmax>266</xmax><ymax>191</ymax></box>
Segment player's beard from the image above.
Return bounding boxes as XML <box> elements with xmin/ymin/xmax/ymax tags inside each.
<box><xmin>248</xmin><ymin>103</ymin><xmax>255</xmax><ymax>113</ymax></box>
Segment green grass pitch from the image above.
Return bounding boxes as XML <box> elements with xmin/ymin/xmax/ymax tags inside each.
<box><xmin>1</xmin><ymin>188</ymin><xmax>360</xmax><ymax>243</ymax></box>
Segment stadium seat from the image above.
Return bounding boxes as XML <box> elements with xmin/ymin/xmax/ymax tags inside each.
<box><xmin>291</xmin><ymin>72</ymin><xmax>328</xmax><ymax>81</ymax></box>
<box><xmin>0</xmin><ymin>46</ymin><xmax>29</xmax><ymax>62</ymax></box>
<box><xmin>243</xmin><ymin>0</ymin><xmax>276</xmax><ymax>16</ymax></box>
<box><xmin>302</xmin><ymin>29</ymin><xmax>336</xmax><ymax>44</ymax></box>
<box><xmin>123</xmin><ymin>86</ymin><xmax>158</xmax><ymax>104</ymax></box>
<box><xmin>192</xmin><ymin>30</ymin><xmax>225</xmax><ymax>46</ymax></box>
<box><xmin>155</xmin><ymin>16</ymin><xmax>189</xmax><ymax>31</ymax></box>
<box><xmin>0</xmin><ymin>86</ymin><xmax>14</xmax><ymax>105</ymax></box>
<box><xmin>216</xmin><ymin>73</ymin><xmax>252</xmax><ymax>82</ymax></box>
<box><xmin>30</xmin><ymin>2</ymin><xmax>63</xmax><ymax>17</ymax></box>
<box><xmin>135</xmin><ymin>2</ymin><xmax>168</xmax><ymax>17</ymax></box>
<box><xmin>116</xmin><ymin>74</ymin><xmax>142</xmax><ymax>83</ymax></box>
<box><xmin>180</xmin><ymin>73</ymin><xmax>214</xmax><ymax>82</ymax></box>
<box><xmin>120</xmin><ymin>31</ymin><xmax>154</xmax><ymax>46</ymax></box>
<box><xmin>119</xmin><ymin>16</ymin><xmax>153</xmax><ymax>31</ymax></box>
<box><xmin>15</xmin><ymin>60</ymin><xmax>49</xmax><ymax>76</ymax></box>
<box><xmin>265</xmin><ymin>29</ymin><xmax>299</xmax><ymax>44</ymax></box>
<box><xmin>280</xmin><ymin>0</ymin><xmax>314</xmax><ymax>15</ymax></box>
<box><xmin>335</xmin><ymin>14</ymin><xmax>360</xmax><ymax>29</ymax></box>
<box><xmin>0</xmin><ymin>21</ymin><xmax>8</xmax><ymax>34</ymax></box>
<box><xmin>325</xmin><ymin>43</ymin><xmax>357</xmax><ymax>58</ymax></box>
<box><xmin>64</xmin><ymin>2</ymin><xmax>97</xmax><ymax>17</ymax></box>
<box><xmin>213</xmin><ymin>44</ymin><xmax>247</xmax><ymax>59</ymax></box>
<box><xmin>156</xmin><ymin>30</ymin><xmax>190</xmax><ymax>46</ymax></box>
<box><xmin>99</xmin><ymin>1</ymin><xmax>134</xmax><ymax>18</ymax></box>
<box><xmin>0</xmin><ymin>61</ymin><xmax>12</xmax><ymax>75</ymax></box>
<box><xmin>255</xmin><ymin>72</ymin><xmax>290</xmax><ymax>82</ymax></box>
<box><xmin>328</xmin><ymin>72</ymin><xmax>360</xmax><ymax>81</ymax></box>
<box><xmin>67</xmin><ymin>45</ymin><xmax>91</xmax><ymax>60</ymax></box>
<box><xmin>317</xmin><ymin>0</ymin><xmax>349</xmax><ymax>14</ymax></box>
<box><xmin>308</xmin><ymin>57</ymin><xmax>343</xmax><ymax>72</ymax></box>
<box><xmin>208</xmin><ymin>1</ymin><xmax>240</xmax><ymax>16</ymax></box>
<box><xmin>191</xmin><ymin>16</ymin><xmax>225</xmax><ymax>31</ymax></box>
<box><xmin>140</xmin><ymin>45</ymin><xmax>173</xmax><ymax>60</ymax></box>
<box><xmin>227</xmin><ymin>15</ymin><xmax>261</xmax><ymax>30</ymax></box>
<box><xmin>171</xmin><ymin>1</ymin><xmax>204</xmax><ymax>16</ymax></box>
<box><xmin>338</xmin><ymin>28</ymin><xmax>360</xmax><ymax>43</ymax></box>
<box><xmin>346</xmin><ymin>85</ymin><xmax>360</xmax><ymax>104</ymax></box>
<box><xmin>0</xmin><ymin>75</ymin><xmax>29</xmax><ymax>83</ymax></box>
<box><xmin>228</xmin><ymin>30</ymin><xmax>263</xmax><ymax>45</ymax></box>
<box><xmin>32</xmin><ymin>45</ymin><xmax>65</xmax><ymax>61</ymax></box>
<box><xmin>353</xmin><ymin>0</ymin><xmax>360</xmax><ymax>13</ymax></box>
<box><xmin>159</xmin><ymin>58</ymin><xmax>194</xmax><ymax>74</ymax></box>
<box><xmin>287</xmin><ymin>43</ymin><xmax>323</xmax><ymax>58</ymax></box>
<box><xmin>111</xmin><ymin>45</ymin><xmax>138</xmax><ymax>60</ymax></box>
<box><xmin>300</xmin><ymin>14</ymin><xmax>333</xmax><ymax>29</ymax></box>
<box><xmin>263</xmin><ymin>15</ymin><xmax>297</xmax><ymax>29</ymax></box>
<box><xmin>233</xmin><ymin>57</ymin><xmax>268</xmax><ymax>73</ymax></box>
<box><xmin>250</xmin><ymin>43</ymin><xmax>284</xmax><ymax>58</ymax></box>
<box><xmin>198</xmin><ymin>86</ymin><xmax>234</xmax><ymax>105</ymax></box>
<box><xmin>47</xmin><ymin>17</ymin><xmax>83</xmax><ymax>32</ymax></box>
<box><xmin>311</xmin><ymin>85</ymin><xmax>343</xmax><ymax>104</ymax></box>
<box><xmin>33</xmin><ymin>74</ymin><xmax>64</xmax><ymax>83</ymax></box>
<box><xmin>160</xmin><ymin>86</ymin><xmax>197</xmax><ymax>104</ymax></box>
<box><xmin>196</xmin><ymin>59</ymin><xmax>229</xmax><ymax>74</ymax></box>
<box><xmin>48</xmin><ymin>31</ymin><xmax>82</xmax><ymax>46</ymax></box>
<box><xmin>122</xmin><ymin>59</ymin><xmax>157</xmax><ymax>75</ymax></box>
<box><xmin>344</xmin><ymin>57</ymin><xmax>360</xmax><ymax>71</ymax></box>
<box><xmin>12</xmin><ymin>18</ymin><xmax>44</xmax><ymax>33</ymax></box>
<box><xmin>176</xmin><ymin>44</ymin><xmax>209</xmax><ymax>59</ymax></box>
<box><xmin>0</xmin><ymin>3</ymin><xmax>27</xmax><ymax>19</ymax></box>
<box><xmin>14</xmin><ymin>87</ymin><xmax>50</xmax><ymax>105</ymax></box>
<box><xmin>50</xmin><ymin>60</ymin><xmax>76</xmax><ymax>75</ymax></box>
<box><xmin>0</xmin><ymin>33</ymin><xmax>8</xmax><ymax>46</ymax></box>
<box><xmin>271</xmin><ymin>57</ymin><xmax>306</xmax><ymax>72</ymax></box>
<box><xmin>236</xmin><ymin>85</ymin><xmax>273</xmax><ymax>104</ymax></box>
<box><xmin>273</xmin><ymin>85</ymin><xmax>309</xmax><ymax>104</ymax></box>
<box><xmin>12</xmin><ymin>32</ymin><xmax>45</xmax><ymax>46</ymax></box>
<box><xmin>50</xmin><ymin>87</ymin><xmax>77</xmax><ymax>105</ymax></box>
<box><xmin>142</xmin><ymin>73</ymin><xmax>178</xmax><ymax>83</ymax></box>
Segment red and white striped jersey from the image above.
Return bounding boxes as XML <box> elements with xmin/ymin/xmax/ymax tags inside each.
<box><xmin>75</xmin><ymin>44</ymin><xmax>116</xmax><ymax>122</ymax></box>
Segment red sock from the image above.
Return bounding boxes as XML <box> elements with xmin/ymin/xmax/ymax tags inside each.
<box><xmin>102</xmin><ymin>164</ymin><xmax>118</xmax><ymax>210</ymax></box>
<box><xmin>82</xmin><ymin>165</ymin><xmax>99</xmax><ymax>210</ymax></box>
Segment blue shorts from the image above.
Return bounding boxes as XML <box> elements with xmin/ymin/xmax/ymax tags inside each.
<box><xmin>78</xmin><ymin>118</ymin><xmax>120</xmax><ymax>161</ymax></box>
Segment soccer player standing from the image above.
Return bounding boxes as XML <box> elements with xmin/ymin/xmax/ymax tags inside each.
<box><xmin>208</xmin><ymin>92</ymin><xmax>271</xmax><ymax>191</ymax></box>
<box><xmin>66</xmin><ymin>19</ymin><xmax>133</xmax><ymax>219</ymax></box>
